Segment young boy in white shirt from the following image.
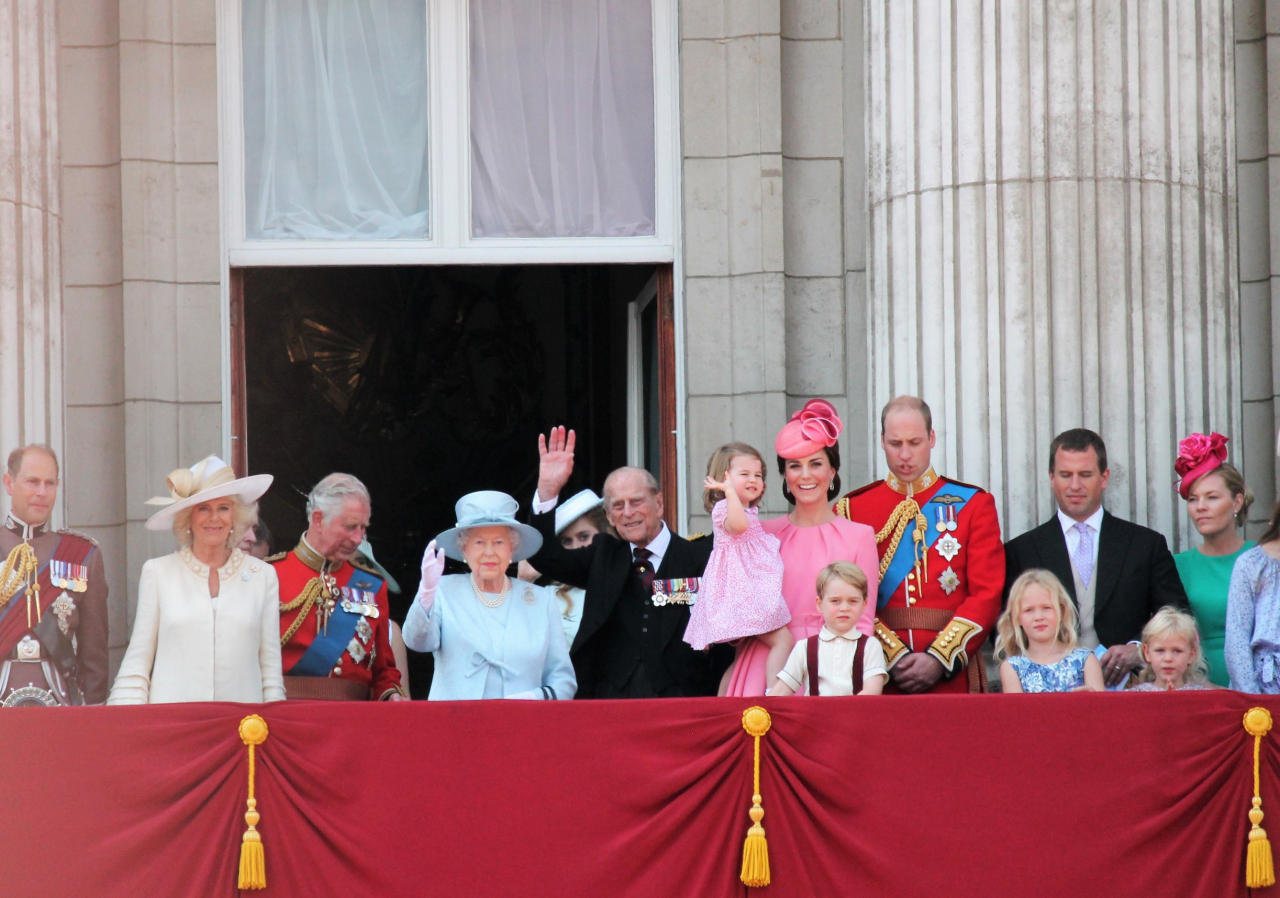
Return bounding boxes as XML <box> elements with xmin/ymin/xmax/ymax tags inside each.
<box><xmin>769</xmin><ymin>562</ymin><xmax>888</xmax><ymax>696</ymax></box>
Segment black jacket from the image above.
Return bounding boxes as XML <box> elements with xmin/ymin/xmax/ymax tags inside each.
<box><xmin>1002</xmin><ymin>511</ymin><xmax>1189</xmax><ymax>647</ymax></box>
<box><xmin>528</xmin><ymin>510</ymin><xmax>731</xmax><ymax>697</ymax></box>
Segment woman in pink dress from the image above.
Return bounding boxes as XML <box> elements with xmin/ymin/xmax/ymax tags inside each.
<box><xmin>725</xmin><ymin>399</ymin><xmax>880</xmax><ymax>696</ymax></box>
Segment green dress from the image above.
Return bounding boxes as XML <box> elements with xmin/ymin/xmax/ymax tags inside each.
<box><xmin>1174</xmin><ymin>542</ymin><xmax>1255</xmax><ymax>687</ymax></box>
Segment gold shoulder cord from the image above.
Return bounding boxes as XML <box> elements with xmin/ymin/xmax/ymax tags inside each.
<box><xmin>279</xmin><ymin>577</ymin><xmax>325</xmax><ymax>646</ymax></box>
<box><xmin>874</xmin><ymin>498</ymin><xmax>929</xmax><ymax>584</ymax></box>
<box><xmin>0</xmin><ymin>541</ymin><xmax>41</xmax><ymax>626</ymax></box>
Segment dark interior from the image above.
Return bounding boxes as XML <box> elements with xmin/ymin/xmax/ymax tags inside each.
<box><xmin>242</xmin><ymin>263</ymin><xmax>656</xmax><ymax>695</ymax></box>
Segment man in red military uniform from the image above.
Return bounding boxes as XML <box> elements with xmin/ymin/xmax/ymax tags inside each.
<box><xmin>836</xmin><ymin>397</ymin><xmax>1004</xmax><ymax>693</ymax></box>
<box><xmin>0</xmin><ymin>445</ymin><xmax>109</xmax><ymax>706</ymax></box>
<box><xmin>273</xmin><ymin>472</ymin><xmax>406</xmax><ymax>701</ymax></box>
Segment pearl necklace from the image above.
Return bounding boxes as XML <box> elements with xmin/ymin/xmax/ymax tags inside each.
<box><xmin>471</xmin><ymin>574</ymin><xmax>509</xmax><ymax>608</ymax></box>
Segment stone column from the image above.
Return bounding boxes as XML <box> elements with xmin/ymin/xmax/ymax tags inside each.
<box><xmin>681</xmin><ymin>0</ymin><xmax>788</xmax><ymax>534</ymax></box>
<box><xmin>0</xmin><ymin>0</ymin><xmax>63</xmax><ymax>472</ymax></box>
<box><xmin>865</xmin><ymin>0</ymin><xmax>1240</xmax><ymax>547</ymax></box>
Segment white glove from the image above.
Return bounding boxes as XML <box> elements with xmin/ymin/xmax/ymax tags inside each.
<box><xmin>416</xmin><ymin>539</ymin><xmax>446</xmax><ymax>610</ymax></box>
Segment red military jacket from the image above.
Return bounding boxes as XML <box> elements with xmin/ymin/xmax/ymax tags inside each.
<box><xmin>273</xmin><ymin>538</ymin><xmax>403</xmax><ymax>700</ymax></box>
<box><xmin>837</xmin><ymin>468</ymin><xmax>1004</xmax><ymax>694</ymax></box>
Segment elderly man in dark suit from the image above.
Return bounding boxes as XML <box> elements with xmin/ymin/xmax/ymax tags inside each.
<box><xmin>1003</xmin><ymin>428</ymin><xmax>1189</xmax><ymax>687</ymax></box>
<box><xmin>528</xmin><ymin>427</ymin><xmax>732</xmax><ymax>698</ymax></box>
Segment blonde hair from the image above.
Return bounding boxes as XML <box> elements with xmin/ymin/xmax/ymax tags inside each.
<box><xmin>172</xmin><ymin>496</ymin><xmax>257</xmax><ymax>549</ymax></box>
<box><xmin>1136</xmin><ymin>606</ymin><xmax>1210</xmax><ymax>686</ymax></box>
<box><xmin>815</xmin><ymin>561</ymin><xmax>868</xmax><ymax>602</ymax></box>
<box><xmin>702</xmin><ymin>442</ymin><xmax>767</xmax><ymax>513</ymax></box>
<box><xmin>994</xmin><ymin>569</ymin><xmax>1079</xmax><ymax>660</ymax></box>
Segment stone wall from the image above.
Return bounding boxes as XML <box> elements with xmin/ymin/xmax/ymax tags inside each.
<box><xmin>55</xmin><ymin>0</ymin><xmax>223</xmax><ymax>671</ymax></box>
<box><xmin>680</xmin><ymin>0</ymin><xmax>872</xmax><ymax>535</ymax></box>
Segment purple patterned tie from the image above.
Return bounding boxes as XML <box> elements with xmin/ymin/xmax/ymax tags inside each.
<box><xmin>1072</xmin><ymin>522</ymin><xmax>1094</xmax><ymax>587</ymax></box>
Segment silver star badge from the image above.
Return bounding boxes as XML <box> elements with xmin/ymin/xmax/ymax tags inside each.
<box><xmin>936</xmin><ymin>534</ymin><xmax>962</xmax><ymax>563</ymax></box>
<box><xmin>939</xmin><ymin>567</ymin><xmax>961</xmax><ymax>595</ymax></box>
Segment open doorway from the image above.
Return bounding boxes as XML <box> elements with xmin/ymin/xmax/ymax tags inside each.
<box><xmin>230</xmin><ymin>263</ymin><xmax>672</xmax><ymax>694</ymax></box>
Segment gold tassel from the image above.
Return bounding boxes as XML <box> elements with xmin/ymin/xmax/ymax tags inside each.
<box><xmin>238</xmin><ymin>715</ymin><xmax>270</xmax><ymax>891</ymax></box>
<box><xmin>740</xmin><ymin>706</ymin><xmax>772</xmax><ymax>888</ymax></box>
<box><xmin>1244</xmin><ymin>707</ymin><xmax>1275</xmax><ymax>889</ymax></box>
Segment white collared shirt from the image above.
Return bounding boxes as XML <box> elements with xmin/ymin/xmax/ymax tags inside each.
<box><xmin>533</xmin><ymin>490</ymin><xmax>671</xmax><ymax>569</ymax></box>
<box><xmin>776</xmin><ymin>626</ymin><xmax>888</xmax><ymax>696</ymax></box>
<box><xmin>1057</xmin><ymin>505</ymin><xmax>1104</xmax><ymax>571</ymax></box>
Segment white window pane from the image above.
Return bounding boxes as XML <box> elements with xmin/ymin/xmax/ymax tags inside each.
<box><xmin>470</xmin><ymin>0</ymin><xmax>656</xmax><ymax>238</ymax></box>
<box><xmin>243</xmin><ymin>0</ymin><xmax>430</xmax><ymax>240</ymax></box>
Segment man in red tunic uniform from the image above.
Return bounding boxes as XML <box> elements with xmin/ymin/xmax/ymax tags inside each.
<box><xmin>0</xmin><ymin>445</ymin><xmax>109</xmax><ymax>706</ymax></box>
<box><xmin>273</xmin><ymin>473</ymin><xmax>405</xmax><ymax>701</ymax></box>
<box><xmin>836</xmin><ymin>397</ymin><xmax>1004</xmax><ymax>694</ymax></box>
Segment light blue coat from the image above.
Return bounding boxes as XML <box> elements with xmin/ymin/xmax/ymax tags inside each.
<box><xmin>402</xmin><ymin>574</ymin><xmax>577</xmax><ymax>701</ymax></box>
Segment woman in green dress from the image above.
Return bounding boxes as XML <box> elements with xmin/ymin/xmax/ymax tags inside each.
<box><xmin>1173</xmin><ymin>432</ymin><xmax>1254</xmax><ymax>687</ymax></box>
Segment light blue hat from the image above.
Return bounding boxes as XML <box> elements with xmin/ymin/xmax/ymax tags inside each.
<box><xmin>433</xmin><ymin>490</ymin><xmax>543</xmax><ymax>563</ymax></box>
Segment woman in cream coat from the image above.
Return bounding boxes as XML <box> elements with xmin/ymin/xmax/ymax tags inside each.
<box><xmin>108</xmin><ymin>456</ymin><xmax>285</xmax><ymax>704</ymax></box>
<box><xmin>404</xmin><ymin>491</ymin><xmax>576</xmax><ymax>701</ymax></box>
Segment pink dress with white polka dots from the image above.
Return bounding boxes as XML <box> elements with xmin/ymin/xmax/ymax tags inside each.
<box><xmin>683</xmin><ymin>500</ymin><xmax>791</xmax><ymax>650</ymax></box>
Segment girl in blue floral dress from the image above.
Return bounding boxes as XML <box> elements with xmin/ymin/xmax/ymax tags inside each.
<box><xmin>995</xmin><ymin>569</ymin><xmax>1105</xmax><ymax>693</ymax></box>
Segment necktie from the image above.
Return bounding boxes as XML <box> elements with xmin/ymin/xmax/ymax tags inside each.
<box><xmin>632</xmin><ymin>547</ymin><xmax>655</xmax><ymax>594</ymax></box>
<box><xmin>1072</xmin><ymin>522</ymin><xmax>1094</xmax><ymax>587</ymax></box>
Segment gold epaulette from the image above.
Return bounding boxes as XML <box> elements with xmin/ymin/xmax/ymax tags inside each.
<box><xmin>926</xmin><ymin>617</ymin><xmax>982</xmax><ymax>673</ymax></box>
<box><xmin>873</xmin><ymin>618</ymin><xmax>908</xmax><ymax>668</ymax></box>
<box><xmin>56</xmin><ymin>528</ymin><xmax>98</xmax><ymax>547</ymax></box>
<box><xmin>686</xmin><ymin>532</ymin><xmax>707</xmax><ymax>541</ymax></box>
<box><xmin>265</xmin><ymin>551</ymin><xmax>288</xmax><ymax>564</ymax></box>
<box><xmin>833</xmin><ymin>496</ymin><xmax>850</xmax><ymax>520</ymax></box>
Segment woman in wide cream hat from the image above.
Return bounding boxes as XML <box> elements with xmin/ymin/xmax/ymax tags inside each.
<box><xmin>109</xmin><ymin>456</ymin><xmax>285</xmax><ymax>704</ymax></box>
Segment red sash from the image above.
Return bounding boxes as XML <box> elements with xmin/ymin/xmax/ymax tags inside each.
<box><xmin>0</xmin><ymin>535</ymin><xmax>95</xmax><ymax>658</ymax></box>
<box><xmin>807</xmin><ymin>634</ymin><xmax>867</xmax><ymax>696</ymax></box>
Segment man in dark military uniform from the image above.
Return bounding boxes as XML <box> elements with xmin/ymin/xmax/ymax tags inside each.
<box><xmin>0</xmin><ymin>445</ymin><xmax>109</xmax><ymax>706</ymax></box>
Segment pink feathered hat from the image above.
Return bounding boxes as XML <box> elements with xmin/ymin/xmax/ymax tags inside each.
<box><xmin>775</xmin><ymin>399</ymin><xmax>843</xmax><ymax>459</ymax></box>
<box><xmin>1174</xmin><ymin>432</ymin><xmax>1229</xmax><ymax>499</ymax></box>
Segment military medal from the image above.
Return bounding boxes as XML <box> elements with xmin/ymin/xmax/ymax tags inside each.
<box><xmin>356</xmin><ymin>617</ymin><xmax>373</xmax><ymax>643</ymax></box>
<box><xmin>51</xmin><ymin>591</ymin><xmax>75</xmax><ymax>636</ymax></box>
<box><xmin>936</xmin><ymin>533</ymin><xmax>962</xmax><ymax>562</ymax></box>
<box><xmin>347</xmin><ymin>637</ymin><xmax>367</xmax><ymax>665</ymax></box>
<box><xmin>651</xmin><ymin>582</ymin><xmax>668</xmax><ymax>607</ymax></box>
<box><xmin>938</xmin><ymin>567</ymin><xmax>961</xmax><ymax>595</ymax></box>
<box><xmin>653</xmin><ymin>579</ymin><xmax>699</xmax><ymax>606</ymax></box>
<box><xmin>935</xmin><ymin>507</ymin><xmax>958</xmax><ymax>533</ymax></box>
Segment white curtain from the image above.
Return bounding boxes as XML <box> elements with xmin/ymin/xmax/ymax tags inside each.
<box><xmin>469</xmin><ymin>0</ymin><xmax>656</xmax><ymax>238</ymax></box>
<box><xmin>242</xmin><ymin>0</ymin><xmax>430</xmax><ymax>240</ymax></box>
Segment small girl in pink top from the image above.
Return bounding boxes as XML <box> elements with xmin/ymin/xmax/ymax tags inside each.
<box><xmin>683</xmin><ymin>442</ymin><xmax>793</xmax><ymax>692</ymax></box>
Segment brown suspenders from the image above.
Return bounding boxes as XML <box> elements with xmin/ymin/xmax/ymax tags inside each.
<box><xmin>806</xmin><ymin>634</ymin><xmax>866</xmax><ymax>696</ymax></box>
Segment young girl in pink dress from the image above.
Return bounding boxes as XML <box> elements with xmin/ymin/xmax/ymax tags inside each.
<box><xmin>683</xmin><ymin>442</ymin><xmax>794</xmax><ymax>692</ymax></box>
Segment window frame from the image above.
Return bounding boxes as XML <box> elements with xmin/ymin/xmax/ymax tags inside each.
<box><xmin>215</xmin><ymin>0</ymin><xmax>679</xmax><ymax>265</ymax></box>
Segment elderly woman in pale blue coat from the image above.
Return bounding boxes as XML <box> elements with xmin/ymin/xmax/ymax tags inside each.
<box><xmin>403</xmin><ymin>491</ymin><xmax>576</xmax><ymax>700</ymax></box>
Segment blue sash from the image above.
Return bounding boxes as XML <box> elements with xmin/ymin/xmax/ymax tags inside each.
<box><xmin>877</xmin><ymin>483</ymin><xmax>979</xmax><ymax>609</ymax></box>
<box><xmin>290</xmin><ymin>566</ymin><xmax>385</xmax><ymax>677</ymax></box>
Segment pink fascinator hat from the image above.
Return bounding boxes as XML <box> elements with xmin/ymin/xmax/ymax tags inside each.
<box><xmin>1174</xmin><ymin>432</ymin><xmax>1228</xmax><ymax>499</ymax></box>
<box><xmin>775</xmin><ymin>399</ymin><xmax>843</xmax><ymax>460</ymax></box>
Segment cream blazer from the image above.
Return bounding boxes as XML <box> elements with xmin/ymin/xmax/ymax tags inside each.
<box><xmin>108</xmin><ymin>549</ymin><xmax>286</xmax><ymax>704</ymax></box>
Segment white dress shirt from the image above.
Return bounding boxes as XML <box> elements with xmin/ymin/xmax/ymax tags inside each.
<box><xmin>776</xmin><ymin>626</ymin><xmax>888</xmax><ymax>696</ymax></box>
<box><xmin>1057</xmin><ymin>505</ymin><xmax>1105</xmax><ymax>570</ymax></box>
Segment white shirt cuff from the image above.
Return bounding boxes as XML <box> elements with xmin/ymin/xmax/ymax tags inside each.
<box><xmin>532</xmin><ymin>491</ymin><xmax>559</xmax><ymax>515</ymax></box>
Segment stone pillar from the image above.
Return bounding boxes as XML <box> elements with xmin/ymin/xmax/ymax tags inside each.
<box><xmin>1235</xmin><ymin>0</ymin><xmax>1280</xmax><ymax>536</ymax></box>
<box><xmin>865</xmin><ymin>0</ymin><xmax>1240</xmax><ymax>547</ymax></box>
<box><xmin>0</xmin><ymin>0</ymin><xmax>63</xmax><ymax>474</ymax></box>
<box><xmin>681</xmin><ymin>0</ymin><xmax>788</xmax><ymax>534</ymax></box>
